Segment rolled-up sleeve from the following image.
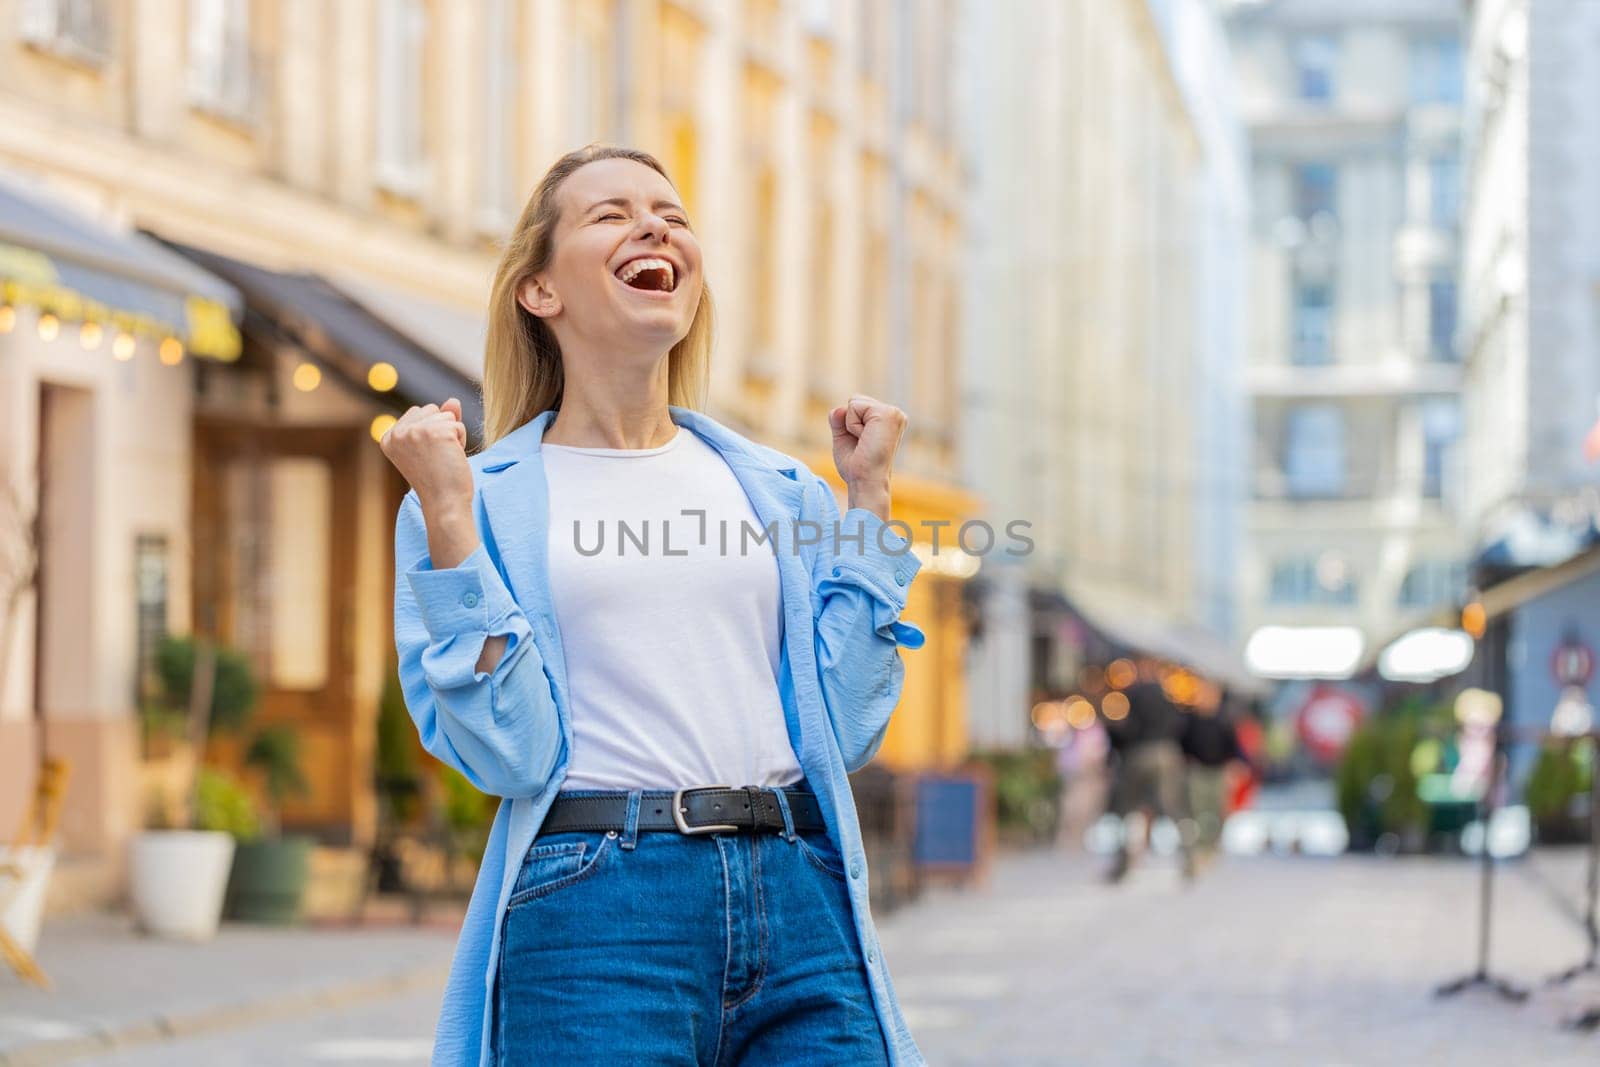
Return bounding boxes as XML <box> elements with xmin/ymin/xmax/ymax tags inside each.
<box><xmin>816</xmin><ymin>507</ymin><xmax>927</xmax><ymax>650</ymax></box>
<box><xmin>809</xmin><ymin>476</ymin><xmax>926</xmax><ymax>772</ymax></box>
<box><xmin>393</xmin><ymin>491</ymin><xmax>563</xmax><ymax>797</ymax></box>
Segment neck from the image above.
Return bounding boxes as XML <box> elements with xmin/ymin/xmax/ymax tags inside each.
<box><xmin>545</xmin><ymin>360</ymin><xmax>676</xmax><ymax>449</ymax></box>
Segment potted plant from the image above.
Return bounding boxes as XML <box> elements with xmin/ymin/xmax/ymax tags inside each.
<box><xmin>223</xmin><ymin>724</ymin><xmax>314</xmax><ymax>923</ymax></box>
<box><xmin>130</xmin><ymin>634</ymin><xmax>258</xmax><ymax>940</ymax></box>
<box><xmin>1526</xmin><ymin>738</ymin><xmax>1595</xmax><ymax>844</ymax></box>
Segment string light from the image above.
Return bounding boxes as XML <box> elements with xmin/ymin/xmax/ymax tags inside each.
<box><xmin>158</xmin><ymin>337</ymin><xmax>184</xmax><ymax>365</ymax></box>
<box><xmin>292</xmin><ymin>362</ymin><xmax>322</xmax><ymax>392</ymax></box>
<box><xmin>370</xmin><ymin>413</ymin><xmax>397</xmax><ymax>442</ymax></box>
<box><xmin>79</xmin><ymin>321</ymin><xmax>103</xmax><ymax>350</ymax></box>
<box><xmin>37</xmin><ymin>313</ymin><xmax>60</xmax><ymax>341</ymax></box>
<box><xmin>367</xmin><ymin>361</ymin><xmax>399</xmax><ymax>391</ymax></box>
<box><xmin>112</xmin><ymin>332</ymin><xmax>137</xmax><ymax>360</ymax></box>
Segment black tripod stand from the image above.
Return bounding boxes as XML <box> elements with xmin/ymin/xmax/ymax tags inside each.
<box><xmin>1542</xmin><ymin>729</ymin><xmax>1600</xmax><ymax>1030</ymax></box>
<box><xmin>1436</xmin><ymin>620</ymin><xmax>1529</xmax><ymax>1003</ymax></box>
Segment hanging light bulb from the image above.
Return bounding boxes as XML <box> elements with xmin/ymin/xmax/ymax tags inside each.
<box><xmin>0</xmin><ymin>305</ymin><xmax>15</xmax><ymax>333</ymax></box>
<box><xmin>37</xmin><ymin>312</ymin><xmax>60</xmax><ymax>341</ymax></box>
<box><xmin>80</xmin><ymin>321</ymin><xmax>104</xmax><ymax>350</ymax></box>
<box><xmin>367</xmin><ymin>361</ymin><xmax>399</xmax><ymax>391</ymax></box>
<box><xmin>159</xmin><ymin>337</ymin><xmax>184</xmax><ymax>365</ymax></box>
<box><xmin>112</xmin><ymin>332</ymin><xmax>137</xmax><ymax>360</ymax></box>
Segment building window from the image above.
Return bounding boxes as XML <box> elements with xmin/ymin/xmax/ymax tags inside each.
<box><xmin>1283</xmin><ymin>405</ymin><xmax>1346</xmax><ymax>498</ymax></box>
<box><xmin>477</xmin><ymin>0</ymin><xmax>515</xmax><ymax>232</ymax></box>
<box><xmin>1270</xmin><ymin>555</ymin><xmax>1359</xmax><ymax>606</ymax></box>
<box><xmin>858</xmin><ymin>0</ymin><xmax>882</xmax><ymax>77</ymax></box>
<box><xmin>1294</xmin><ymin>162</ymin><xmax>1337</xmax><ymax>221</ymax></box>
<box><xmin>1421</xmin><ymin>398</ymin><xmax>1460</xmax><ymax>498</ymax></box>
<box><xmin>803</xmin><ymin>0</ymin><xmax>831</xmax><ymax>37</ymax></box>
<box><xmin>1294</xmin><ymin>34</ymin><xmax>1337</xmax><ymax>103</ymax></box>
<box><xmin>1410</xmin><ymin>35</ymin><xmax>1463</xmax><ymax>106</ymax></box>
<box><xmin>1428</xmin><ymin>279</ymin><xmax>1458</xmax><ymax>362</ymax></box>
<box><xmin>18</xmin><ymin>0</ymin><xmax>110</xmax><ymax>64</ymax></box>
<box><xmin>748</xmin><ymin>164</ymin><xmax>779</xmax><ymax>376</ymax></box>
<box><xmin>1429</xmin><ymin>156</ymin><xmax>1461</xmax><ymax>227</ymax></box>
<box><xmin>375</xmin><ymin>0</ymin><xmax>428</xmax><ymax>196</ymax></box>
<box><xmin>1292</xmin><ymin>282</ymin><xmax>1334</xmax><ymax>366</ymax></box>
<box><xmin>187</xmin><ymin>0</ymin><xmax>256</xmax><ymax>126</ymax></box>
<box><xmin>1399</xmin><ymin>560</ymin><xmax>1468</xmax><ymax>608</ymax></box>
<box><xmin>134</xmin><ymin>534</ymin><xmax>169</xmax><ymax>708</ymax></box>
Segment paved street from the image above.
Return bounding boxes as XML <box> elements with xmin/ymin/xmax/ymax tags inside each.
<box><xmin>4</xmin><ymin>849</ymin><xmax>1599</xmax><ymax>1065</ymax></box>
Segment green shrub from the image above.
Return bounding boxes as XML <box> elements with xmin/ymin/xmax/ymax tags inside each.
<box><xmin>194</xmin><ymin>768</ymin><xmax>262</xmax><ymax>841</ymax></box>
<box><xmin>1525</xmin><ymin>739</ymin><xmax>1594</xmax><ymax>837</ymax></box>
<box><xmin>153</xmin><ymin>634</ymin><xmax>259</xmax><ymax>734</ymax></box>
<box><xmin>1335</xmin><ymin>696</ymin><xmax>1452</xmax><ymax>849</ymax></box>
<box><xmin>968</xmin><ymin>748</ymin><xmax>1062</xmax><ymax>839</ymax></box>
<box><xmin>245</xmin><ymin>725</ymin><xmax>309</xmax><ymax>817</ymax></box>
<box><xmin>438</xmin><ymin>765</ymin><xmax>500</xmax><ymax>859</ymax></box>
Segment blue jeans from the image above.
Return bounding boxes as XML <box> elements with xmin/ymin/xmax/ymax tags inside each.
<box><xmin>494</xmin><ymin>783</ymin><xmax>892</xmax><ymax>1066</ymax></box>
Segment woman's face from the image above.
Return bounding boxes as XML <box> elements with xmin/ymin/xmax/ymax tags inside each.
<box><xmin>520</xmin><ymin>158</ymin><xmax>704</xmax><ymax>352</ymax></box>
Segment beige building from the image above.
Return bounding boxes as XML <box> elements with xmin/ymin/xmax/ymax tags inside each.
<box><xmin>960</xmin><ymin>0</ymin><xmax>1251</xmax><ymax>747</ymax></box>
<box><xmin>0</xmin><ymin>0</ymin><xmax>972</xmax><ymax>908</ymax></box>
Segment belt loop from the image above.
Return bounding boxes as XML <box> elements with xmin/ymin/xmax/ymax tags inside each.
<box><xmin>621</xmin><ymin>789</ymin><xmax>642</xmax><ymax>851</ymax></box>
<box><xmin>771</xmin><ymin>787</ymin><xmax>798</xmax><ymax>843</ymax></box>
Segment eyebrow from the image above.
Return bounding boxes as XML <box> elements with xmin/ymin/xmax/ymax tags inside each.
<box><xmin>585</xmin><ymin>197</ymin><xmax>687</xmax><ymax>216</ymax></box>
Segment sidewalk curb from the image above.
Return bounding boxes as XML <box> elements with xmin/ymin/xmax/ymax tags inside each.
<box><xmin>0</xmin><ymin>961</ymin><xmax>449</xmax><ymax>1066</ymax></box>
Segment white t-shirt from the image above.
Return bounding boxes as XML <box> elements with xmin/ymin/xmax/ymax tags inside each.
<box><xmin>541</xmin><ymin>423</ymin><xmax>805</xmax><ymax>791</ymax></box>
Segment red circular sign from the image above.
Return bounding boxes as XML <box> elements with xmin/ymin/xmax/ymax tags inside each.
<box><xmin>1552</xmin><ymin>641</ymin><xmax>1595</xmax><ymax>687</ymax></box>
<box><xmin>1296</xmin><ymin>685</ymin><xmax>1366</xmax><ymax>763</ymax></box>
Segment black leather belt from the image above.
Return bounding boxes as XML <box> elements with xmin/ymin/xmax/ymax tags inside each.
<box><xmin>538</xmin><ymin>785</ymin><xmax>827</xmax><ymax>837</ymax></box>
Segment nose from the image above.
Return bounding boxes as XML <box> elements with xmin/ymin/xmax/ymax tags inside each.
<box><xmin>638</xmin><ymin>213</ymin><xmax>669</xmax><ymax>243</ymax></box>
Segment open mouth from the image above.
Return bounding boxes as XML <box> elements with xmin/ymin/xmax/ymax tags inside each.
<box><xmin>614</xmin><ymin>257</ymin><xmax>678</xmax><ymax>294</ymax></box>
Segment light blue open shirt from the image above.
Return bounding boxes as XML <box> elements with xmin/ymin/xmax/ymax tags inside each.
<box><xmin>393</xmin><ymin>404</ymin><xmax>929</xmax><ymax>1066</ymax></box>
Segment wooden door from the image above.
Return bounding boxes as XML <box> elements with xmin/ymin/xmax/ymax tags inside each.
<box><xmin>192</xmin><ymin>419</ymin><xmax>359</xmax><ymax>838</ymax></box>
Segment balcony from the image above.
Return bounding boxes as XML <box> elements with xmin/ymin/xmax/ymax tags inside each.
<box><xmin>1247</xmin><ymin>358</ymin><xmax>1463</xmax><ymax>399</ymax></box>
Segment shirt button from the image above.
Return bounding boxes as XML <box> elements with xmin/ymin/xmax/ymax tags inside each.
<box><xmin>894</xmin><ymin>573</ymin><xmax>907</xmax><ymax>586</ymax></box>
<box><xmin>461</xmin><ymin>591</ymin><xmax>479</xmax><ymax>608</ymax></box>
<box><xmin>867</xmin><ymin>948</ymin><xmax>877</xmax><ymax>963</ymax></box>
<box><xmin>849</xmin><ymin>861</ymin><xmax>862</xmax><ymax>879</ymax></box>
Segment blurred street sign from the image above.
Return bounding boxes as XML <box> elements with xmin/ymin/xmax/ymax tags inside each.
<box><xmin>1295</xmin><ymin>685</ymin><xmax>1365</xmax><ymax>763</ymax></box>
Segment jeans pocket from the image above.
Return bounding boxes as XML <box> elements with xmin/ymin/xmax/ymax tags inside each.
<box><xmin>793</xmin><ymin>831</ymin><xmax>849</xmax><ymax>882</ymax></box>
<box><xmin>507</xmin><ymin>831</ymin><xmax>615</xmax><ymax>909</ymax></box>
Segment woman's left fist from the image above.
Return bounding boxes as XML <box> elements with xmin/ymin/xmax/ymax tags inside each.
<box><xmin>828</xmin><ymin>395</ymin><xmax>907</xmax><ymax>511</ymax></box>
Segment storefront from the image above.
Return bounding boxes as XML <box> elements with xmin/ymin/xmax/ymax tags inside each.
<box><xmin>0</xmin><ymin>170</ymin><xmax>243</xmax><ymax>903</ymax></box>
<box><xmin>159</xmin><ymin>240</ymin><xmax>483</xmax><ymax>850</ymax></box>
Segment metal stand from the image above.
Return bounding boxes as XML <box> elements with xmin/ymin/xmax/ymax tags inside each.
<box><xmin>1545</xmin><ymin>733</ymin><xmax>1600</xmax><ymax>1030</ymax></box>
<box><xmin>1436</xmin><ymin>621</ymin><xmax>1529</xmax><ymax>1003</ymax></box>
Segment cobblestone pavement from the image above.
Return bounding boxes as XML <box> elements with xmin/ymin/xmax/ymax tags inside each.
<box><xmin>877</xmin><ymin>848</ymin><xmax>1600</xmax><ymax>1066</ymax></box>
<box><xmin>5</xmin><ymin>850</ymin><xmax>1599</xmax><ymax>1065</ymax></box>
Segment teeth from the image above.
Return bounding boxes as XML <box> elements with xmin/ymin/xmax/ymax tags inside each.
<box><xmin>615</xmin><ymin>257</ymin><xmax>675</xmax><ymax>288</ymax></box>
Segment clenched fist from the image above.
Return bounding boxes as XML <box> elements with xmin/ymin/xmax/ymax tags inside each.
<box><xmin>380</xmin><ymin>398</ymin><xmax>473</xmax><ymax>518</ymax></box>
<box><xmin>828</xmin><ymin>395</ymin><xmax>907</xmax><ymax>520</ymax></box>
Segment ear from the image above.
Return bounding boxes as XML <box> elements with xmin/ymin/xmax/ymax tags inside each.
<box><xmin>517</xmin><ymin>276</ymin><xmax>562</xmax><ymax>319</ymax></box>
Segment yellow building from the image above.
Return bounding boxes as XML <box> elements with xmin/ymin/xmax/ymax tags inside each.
<box><xmin>0</xmin><ymin>0</ymin><xmax>974</xmax><ymax>907</ymax></box>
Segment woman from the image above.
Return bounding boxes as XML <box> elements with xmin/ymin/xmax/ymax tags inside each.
<box><xmin>382</xmin><ymin>144</ymin><xmax>928</xmax><ymax>1066</ymax></box>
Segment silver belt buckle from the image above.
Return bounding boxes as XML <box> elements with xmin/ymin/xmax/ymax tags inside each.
<box><xmin>673</xmin><ymin>784</ymin><xmax>740</xmax><ymax>835</ymax></box>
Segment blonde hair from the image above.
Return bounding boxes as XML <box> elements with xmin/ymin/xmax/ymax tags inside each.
<box><xmin>480</xmin><ymin>144</ymin><xmax>714</xmax><ymax>447</ymax></box>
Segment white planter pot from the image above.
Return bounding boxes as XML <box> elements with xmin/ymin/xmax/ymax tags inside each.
<box><xmin>128</xmin><ymin>830</ymin><xmax>236</xmax><ymax>941</ymax></box>
<box><xmin>0</xmin><ymin>845</ymin><xmax>57</xmax><ymax>955</ymax></box>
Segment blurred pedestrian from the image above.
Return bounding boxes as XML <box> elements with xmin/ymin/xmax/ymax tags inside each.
<box><xmin>1180</xmin><ymin>682</ymin><xmax>1248</xmax><ymax>866</ymax></box>
<box><xmin>1103</xmin><ymin>656</ymin><xmax>1195</xmax><ymax>883</ymax></box>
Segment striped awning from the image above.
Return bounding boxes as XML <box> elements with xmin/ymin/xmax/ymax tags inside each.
<box><xmin>0</xmin><ymin>171</ymin><xmax>242</xmax><ymax>360</ymax></box>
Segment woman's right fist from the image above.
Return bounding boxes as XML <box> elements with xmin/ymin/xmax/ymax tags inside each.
<box><xmin>379</xmin><ymin>398</ymin><xmax>474</xmax><ymax>514</ymax></box>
